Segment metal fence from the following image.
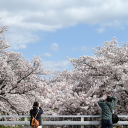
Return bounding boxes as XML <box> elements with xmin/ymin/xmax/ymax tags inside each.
<box><xmin>0</xmin><ymin>115</ymin><xmax>128</xmax><ymax>128</ymax></box>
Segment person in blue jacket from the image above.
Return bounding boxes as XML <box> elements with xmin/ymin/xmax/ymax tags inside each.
<box><xmin>30</xmin><ymin>102</ymin><xmax>43</xmax><ymax>128</ymax></box>
<box><xmin>98</xmin><ymin>95</ymin><xmax>118</xmax><ymax>128</ymax></box>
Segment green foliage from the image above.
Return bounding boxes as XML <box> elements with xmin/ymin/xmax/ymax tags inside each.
<box><xmin>0</xmin><ymin>125</ymin><xmax>22</xmax><ymax>128</ymax></box>
<box><xmin>0</xmin><ymin>117</ymin><xmax>27</xmax><ymax>128</ymax></box>
<box><xmin>27</xmin><ymin>117</ymin><xmax>31</xmax><ymax>121</ymax></box>
<box><xmin>20</xmin><ymin>117</ymin><xmax>24</xmax><ymax>121</ymax></box>
<box><xmin>0</xmin><ymin>126</ymin><xmax>11</xmax><ymax>128</ymax></box>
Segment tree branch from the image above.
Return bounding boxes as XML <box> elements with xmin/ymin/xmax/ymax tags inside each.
<box><xmin>8</xmin><ymin>65</ymin><xmax>39</xmax><ymax>93</ymax></box>
<box><xmin>0</xmin><ymin>95</ymin><xmax>20</xmax><ymax>115</ymax></box>
<box><xmin>9</xmin><ymin>86</ymin><xmax>37</xmax><ymax>94</ymax></box>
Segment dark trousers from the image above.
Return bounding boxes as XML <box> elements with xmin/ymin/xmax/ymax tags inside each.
<box><xmin>101</xmin><ymin>119</ymin><xmax>113</xmax><ymax>128</ymax></box>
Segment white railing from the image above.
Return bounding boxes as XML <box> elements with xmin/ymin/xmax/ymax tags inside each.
<box><xmin>0</xmin><ymin>115</ymin><xmax>128</xmax><ymax>128</ymax></box>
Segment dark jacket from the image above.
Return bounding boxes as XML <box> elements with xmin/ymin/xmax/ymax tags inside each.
<box><xmin>30</xmin><ymin>107</ymin><xmax>43</xmax><ymax>126</ymax></box>
<box><xmin>98</xmin><ymin>96</ymin><xmax>118</xmax><ymax>120</ymax></box>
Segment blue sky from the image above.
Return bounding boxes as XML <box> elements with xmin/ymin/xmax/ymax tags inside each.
<box><xmin>0</xmin><ymin>0</ymin><xmax>128</xmax><ymax>76</ymax></box>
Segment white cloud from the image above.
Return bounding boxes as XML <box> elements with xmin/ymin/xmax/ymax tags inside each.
<box><xmin>3</xmin><ymin>29</ymin><xmax>40</xmax><ymax>50</ymax></box>
<box><xmin>13</xmin><ymin>44</ymin><xmax>27</xmax><ymax>50</ymax></box>
<box><xmin>1</xmin><ymin>0</ymin><xmax>128</xmax><ymax>29</ymax></box>
<box><xmin>50</xmin><ymin>43</ymin><xmax>58</xmax><ymax>52</ymax></box>
<box><xmin>97</xmin><ymin>27</ymin><xmax>105</xmax><ymax>33</ymax></box>
<box><xmin>42</xmin><ymin>60</ymin><xmax>71</xmax><ymax>71</ymax></box>
<box><xmin>1</xmin><ymin>0</ymin><xmax>128</xmax><ymax>49</ymax></box>
<box><xmin>41</xmin><ymin>53</ymin><xmax>52</xmax><ymax>57</ymax></box>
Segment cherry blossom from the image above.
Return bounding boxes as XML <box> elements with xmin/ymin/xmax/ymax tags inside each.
<box><xmin>0</xmin><ymin>22</ymin><xmax>128</xmax><ymax>126</ymax></box>
<box><xmin>0</xmin><ymin>24</ymin><xmax>49</xmax><ymax>116</ymax></box>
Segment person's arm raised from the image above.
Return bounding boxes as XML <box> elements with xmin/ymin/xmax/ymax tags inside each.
<box><xmin>38</xmin><ymin>103</ymin><xmax>43</xmax><ymax>114</ymax></box>
<box><xmin>112</xmin><ymin>96</ymin><xmax>118</xmax><ymax>108</ymax></box>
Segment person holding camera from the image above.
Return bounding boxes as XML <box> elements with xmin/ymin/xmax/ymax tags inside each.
<box><xmin>30</xmin><ymin>102</ymin><xmax>43</xmax><ymax>128</ymax></box>
<box><xmin>98</xmin><ymin>95</ymin><xmax>118</xmax><ymax>128</ymax></box>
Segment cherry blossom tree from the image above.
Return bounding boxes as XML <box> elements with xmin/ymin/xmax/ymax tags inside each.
<box><xmin>1</xmin><ymin>21</ymin><xmax>128</xmax><ymax>127</ymax></box>
<box><xmin>43</xmin><ymin>38</ymin><xmax>128</xmax><ymax>124</ymax></box>
<box><xmin>43</xmin><ymin>70</ymin><xmax>100</xmax><ymax>115</ymax></box>
<box><xmin>0</xmin><ymin>24</ymin><xmax>50</xmax><ymax>116</ymax></box>
<box><xmin>67</xmin><ymin>38</ymin><xmax>128</xmax><ymax>115</ymax></box>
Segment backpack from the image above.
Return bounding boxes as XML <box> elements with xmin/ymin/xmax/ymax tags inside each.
<box><xmin>31</xmin><ymin>110</ymin><xmax>39</xmax><ymax>128</ymax></box>
<box><xmin>106</xmin><ymin>103</ymin><xmax>119</xmax><ymax>124</ymax></box>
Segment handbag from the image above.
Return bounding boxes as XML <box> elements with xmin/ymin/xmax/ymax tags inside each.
<box><xmin>106</xmin><ymin>102</ymin><xmax>119</xmax><ymax>124</ymax></box>
<box><xmin>31</xmin><ymin>111</ymin><xmax>39</xmax><ymax>128</ymax></box>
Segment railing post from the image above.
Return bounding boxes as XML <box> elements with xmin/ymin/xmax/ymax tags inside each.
<box><xmin>24</xmin><ymin>116</ymin><xmax>28</xmax><ymax>128</ymax></box>
<box><xmin>81</xmin><ymin>117</ymin><xmax>84</xmax><ymax>128</ymax></box>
